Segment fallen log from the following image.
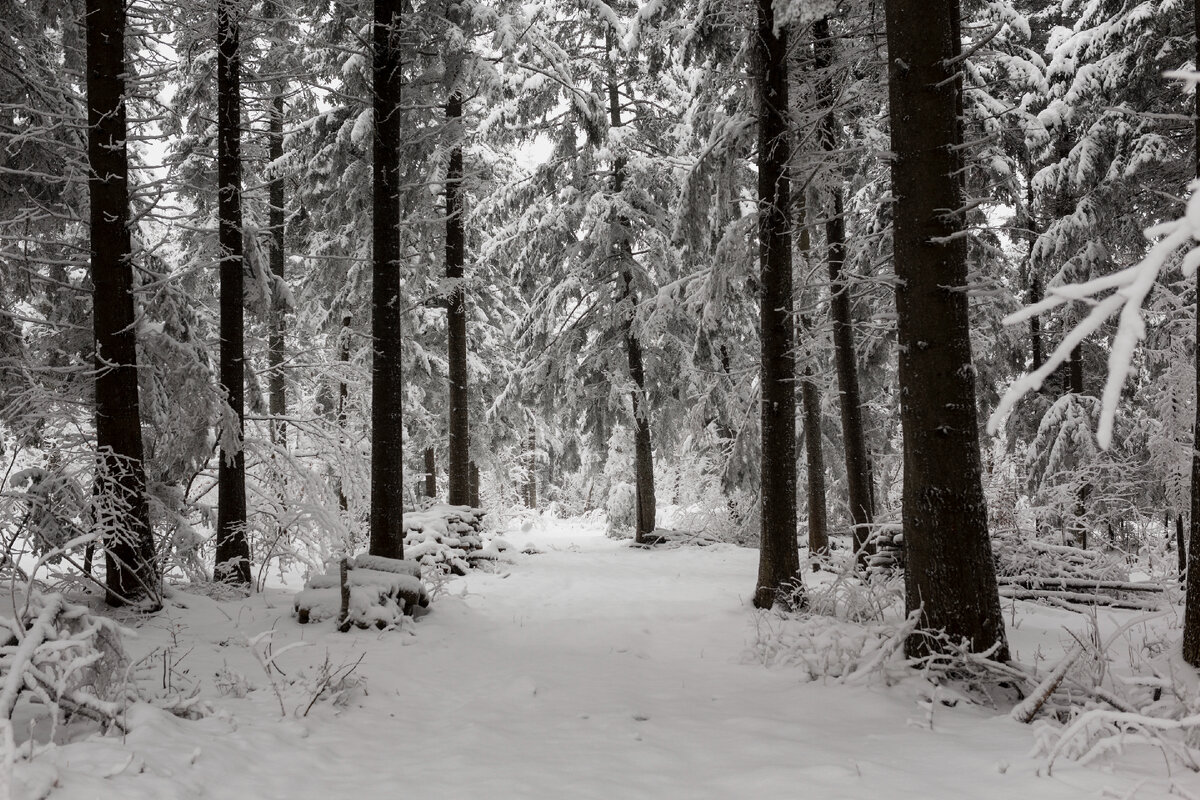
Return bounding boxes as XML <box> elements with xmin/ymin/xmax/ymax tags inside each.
<box><xmin>999</xmin><ymin>576</ymin><xmax>1165</xmax><ymax>593</ymax></box>
<box><xmin>999</xmin><ymin>587</ymin><xmax>1162</xmax><ymax>611</ymax></box>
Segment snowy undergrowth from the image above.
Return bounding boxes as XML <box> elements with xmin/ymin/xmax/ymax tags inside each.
<box><xmin>3</xmin><ymin>517</ymin><xmax>1197</xmax><ymax>799</ymax></box>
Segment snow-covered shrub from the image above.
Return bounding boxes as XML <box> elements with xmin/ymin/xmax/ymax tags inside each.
<box><xmin>749</xmin><ymin>609</ymin><xmax>919</xmax><ymax>684</ymax></box>
<box><xmin>5</xmin><ymin>467</ymin><xmax>87</xmax><ymax>563</ymax></box>
<box><xmin>808</xmin><ymin>556</ymin><xmax>905</xmax><ymax>623</ymax></box>
<box><xmin>0</xmin><ymin>591</ymin><xmax>128</xmax><ymax>732</ymax></box>
<box><xmin>605</xmin><ymin>481</ymin><xmax>635</xmax><ymax>539</ymax></box>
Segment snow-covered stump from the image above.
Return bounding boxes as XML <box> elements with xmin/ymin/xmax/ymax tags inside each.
<box><xmin>295</xmin><ymin>556</ymin><xmax>429</xmax><ymax>629</ymax></box>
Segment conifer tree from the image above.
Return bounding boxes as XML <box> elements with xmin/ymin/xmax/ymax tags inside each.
<box><xmin>214</xmin><ymin>0</ymin><xmax>251</xmax><ymax>585</ymax></box>
<box><xmin>86</xmin><ymin>0</ymin><xmax>160</xmax><ymax>606</ymax></box>
<box><xmin>753</xmin><ymin>0</ymin><xmax>802</xmax><ymax>609</ymax></box>
<box><xmin>370</xmin><ymin>0</ymin><xmax>405</xmax><ymax>559</ymax></box>
<box><xmin>885</xmin><ymin>0</ymin><xmax>1007</xmax><ymax>657</ymax></box>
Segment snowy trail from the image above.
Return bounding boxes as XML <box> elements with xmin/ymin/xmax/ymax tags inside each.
<box><xmin>18</xmin><ymin>520</ymin><xmax>1175</xmax><ymax>799</ymax></box>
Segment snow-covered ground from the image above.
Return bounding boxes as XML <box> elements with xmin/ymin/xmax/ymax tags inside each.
<box><xmin>11</xmin><ymin>517</ymin><xmax>1198</xmax><ymax>799</ymax></box>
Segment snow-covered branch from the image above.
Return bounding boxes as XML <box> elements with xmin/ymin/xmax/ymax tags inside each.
<box><xmin>989</xmin><ymin>179</ymin><xmax>1200</xmax><ymax>449</ymax></box>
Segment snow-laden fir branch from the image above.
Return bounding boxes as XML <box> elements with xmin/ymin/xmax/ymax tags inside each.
<box><xmin>988</xmin><ymin>179</ymin><xmax>1200</xmax><ymax>449</ymax></box>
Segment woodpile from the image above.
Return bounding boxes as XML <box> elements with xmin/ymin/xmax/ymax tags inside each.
<box><xmin>294</xmin><ymin>555</ymin><xmax>429</xmax><ymax>629</ymax></box>
<box><xmin>403</xmin><ymin>504</ymin><xmax>501</xmax><ymax>575</ymax></box>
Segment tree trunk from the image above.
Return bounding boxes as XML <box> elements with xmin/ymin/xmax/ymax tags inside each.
<box><xmin>336</xmin><ymin>314</ymin><xmax>351</xmax><ymax>513</ymax></box>
<box><xmin>370</xmin><ymin>0</ymin><xmax>405</xmax><ymax>560</ymax></box>
<box><xmin>86</xmin><ymin>0</ymin><xmax>159</xmax><ymax>607</ymax></box>
<box><xmin>815</xmin><ymin>17</ymin><xmax>873</xmax><ymax>561</ymax></box>
<box><xmin>606</xmin><ymin>32</ymin><xmax>656</xmax><ymax>543</ymax></box>
<box><xmin>800</xmin><ymin>366</ymin><xmax>827</xmax><ymax>565</ymax></box>
<box><xmin>446</xmin><ymin>85</ymin><xmax>470</xmax><ymax>505</ymax></box>
<box><xmin>468</xmin><ymin>460</ymin><xmax>480</xmax><ymax>507</ymax></box>
<box><xmin>215</xmin><ymin>0</ymin><xmax>250</xmax><ymax>585</ymax></box>
<box><xmin>423</xmin><ymin>447</ymin><xmax>436</xmax><ymax>498</ymax></box>
<box><xmin>265</xmin><ymin>0</ymin><xmax>287</xmax><ymax>448</ymax></box>
<box><xmin>1029</xmin><ymin>271</ymin><xmax>1043</xmax><ymax>371</ymax></box>
<box><xmin>1178</xmin><ymin>513</ymin><xmax>1187</xmax><ymax>582</ymax></box>
<box><xmin>1182</xmin><ymin>0</ymin><xmax>1200</xmax><ymax>666</ymax></box>
<box><xmin>795</xmin><ymin>194</ymin><xmax>827</xmax><ymax>564</ymax></box>
<box><xmin>753</xmin><ymin>0</ymin><xmax>802</xmax><ymax>610</ymax></box>
<box><xmin>525</xmin><ymin>429</ymin><xmax>537</xmax><ymax>509</ymax></box>
<box><xmin>885</xmin><ymin>0</ymin><xmax>1008</xmax><ymax>659</ymax></box>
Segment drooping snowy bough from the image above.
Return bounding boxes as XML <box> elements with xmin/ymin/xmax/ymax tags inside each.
<box><xmin>0</xmin><ymin>591</ymin><xmax>129</xmax><ymax>731</ymax></box>
<box><xmin>990</xmin><ymin>177</ymin><xmax>1200</xmax><ymax>449</ymax></box>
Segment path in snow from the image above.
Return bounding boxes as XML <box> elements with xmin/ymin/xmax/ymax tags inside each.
<box><xmin>21</xmin><ymin>519</ymin><xmax>1169</xmax><ymax>799</ymax></box>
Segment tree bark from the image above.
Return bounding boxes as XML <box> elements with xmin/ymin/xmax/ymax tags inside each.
<box><xmin>753</xmin><ymin>0</ymin><xmax>802</xmax><ymax>610</ymax></box>
<box><xmin>795</xmin><ymin>194</ymin><xmax>827</xmax><ymax>564</ymax></box>
<box><xmin>265</xmin><ymin>0</ymin><xmax>287</xmax><ymax>449</ymax></box>
<box><xmin>423</xmin><ymin>447</ymin><xmax>436</xmax><ymax>498</ymax></box>
<box><xmin>884</xmin><ymin>0</ymin><xmax>1007</xmax><ymax>659</ymax></box>
<box><xmin>1183</xmin><ymin>0</ymin><xmax>1200</xmax><ymax>666</ymax></box>
<box><xmin>1177</xmin><ymin>513</ymin><xmax>1187</xmax><ymax>582</ymax></box>
<box><xmin>370</xmin><ymin>0</ymin><xmax>405</xmax><ymax>560</ymax></box>
<box><xmin>215</xmin><ymin>0</ymin><xmax>251</xmax><ymax>585</ymax></box>
<box><xmin>815</xmin><ymin>17</ymin><xmax>873</xmax><ymax>561</ymax></box>
<box><xmin>604</xmin><ymin>31</ymin><xmax>656</xmax><ymax>543</ymax></box>
<box><xmin>468</xmin><ymin>460</ymin><xmax>480</xmax><ymax>507</ymax></box>
<box><xmin>525</xmin><ymin>429</ymin><xmax>537</xmax><ymax>509</ymax></box>
<box><xmin>1029</xmin><ymin>271</ymin><xmax>1043</xmax><ymax>371</ymax></box>
<box><xmin>336</xmin><ymin>314</ymin><xmax>351</xmax><ymax>513</ymax></box>
<box><xmin>86</xmin><ymin>0</ymin><xmax>159</xmax><ymax>607</ymax></box>
<box><xmin>446</xmin><ymin>86</ymin><xmax>470</xmax><ymax>505</ymax></box>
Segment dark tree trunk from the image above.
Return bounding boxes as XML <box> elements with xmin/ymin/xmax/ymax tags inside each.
<box><xmin>86</xmin><ymin>0</ymin><xmax>159</xmax><ymax>607</ymax></box>
<box><xmin>468</xmin><ymin>461</ymin><xmax>480</xmax><ymax>507</ymax></box>
<box><xmin>1068</xmin><ymin>343</ymin><xmax>1083</xmax><ymax>394</ymax></box>
<box><xmin>423</xmin><ymin>447</ymin><xmax>436</xmax><ymax>498</ymax></box>
<box><xmin>795</xmin><ymin>196</ymin><xmax>827</xmax><ymax>564</ymax></box>
<box><xmin>604</xmin><ymin>37</ymin><xmax>655</xmax><ymax>543</ymax></box>
<box><xmin>336</xmin><ymin>314</ymin><xmax>351</xmax><ymax>513</ymax></box>
<box><xmin>525</xmin><ymin>429</ymin><xmax>537</xmax><ymax>509</ymax></box>
<box><xmin>446</xmin><ymin>87</ymin><xmax>470</xmax><ymax>505</ymax></box>
<box><xmin>885</xmin><ymin>0</ymin><xmax>1007</xmax><ymax>659</ymax></box>
<box><xmin>800</xmin><ymin>362</ymin><xmax>827</xmax><ymax>565</ymax></box>
<box><xmin>1178</xmin><ymin>513</ymin><xmax>1187</xmax><ymax>582</ymax></box>
<box><xmin>753</xmin><ymin>0</ymin><xmax>802</xmax><ymax>610</ymax></box>
<box><xmin>215</xmin><ymin>0</ymin><xmax>250</xmax><ymax>585</ymax></box>
<box><xmin>370</xmin><ymin>0</ymin><xmax>405</xmax><ymax>559</ymax></box>
<box><xmin>1029</xmin><ymin>271</ymin><xmax>1043</xmax><ymax>371</ymax></box>
<box><xmin>626</xmin><ymin>309</ymin><xmax>656</xmax><ymax>540</ymax></box>
<box><xmin>265</xmin><ymin>0</ymin><xmax>287</xmax><ymax>448</ymax></box>
<box><xmin>1183</xmin><ymin>0</ymin><xmax>1200</xmax><ymax>666</ymax></box>
<box><xmin>815</xmin><ymin>17</ymin><xmax>873</xmax><ymax>561</ymax></box>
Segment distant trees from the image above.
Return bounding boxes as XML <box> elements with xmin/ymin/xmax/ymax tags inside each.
<box><xmin>6</xmin><ymin>0</ymin><xmax>1200</xmax><ymax>643</ymax></box>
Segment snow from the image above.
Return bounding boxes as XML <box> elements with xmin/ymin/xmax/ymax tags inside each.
<box><xmin>9</xmin><ymin>517</ymin><xmax>1195</xmax><ymax>799</ymax></box>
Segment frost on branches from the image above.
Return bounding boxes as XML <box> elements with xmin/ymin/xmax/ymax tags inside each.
<box><xmin>991</xmin><ymin>177</ymin><xmax>1200</xmax><ymax>449</ymax></box>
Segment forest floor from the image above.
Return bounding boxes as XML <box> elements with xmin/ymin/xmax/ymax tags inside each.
<box><xmin>11</xmin><ymin>516</ymin><xmax>1196</xmax><ymax>799</ymax></box>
